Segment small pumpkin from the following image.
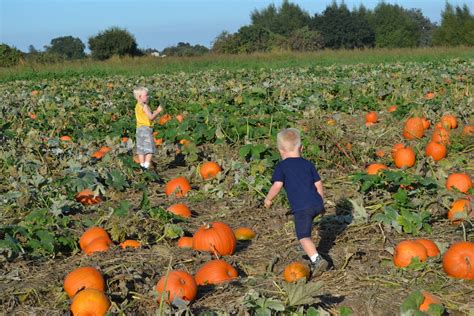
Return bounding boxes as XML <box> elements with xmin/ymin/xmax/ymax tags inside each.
<box><xmin>199</xmin><ymin>161</ymin><xmax>222</xmax><ymax>180</ymax></box>
<box><xmin>60</xmin><ymin>135</ymin><xmax>72</xmax><ymax>141</ymax></box>
<box><xmin>445</xmin><ymin>173</ymin><xmax>473</xmax><ymax>193</ymax></box>
<box><xmin>98</xmin><ymin>146</ymin><xmax>111</xmax><ymax>154</ymax></box>
<box><xmin>120</xmin><ymin>239</ymin><xmax>141</xmax><ymax>249</ymax></box>
<box><xmin>176</xmin><ymin>114</ymin><xmax>184</xmax><ymax>123</ymax></box>
<box><xmin>154</xmin><ymin>138</ymin><xmax>163</xmax><ymax>145</ymax></box>
<box><xmin>394</xmin><ymin>147</ymin><xmax>416</xmax><ymax>168</ymax></box>
<box><xmin>366</xmin><ymin>163</ymin><xmax>388</xmax><ymax>175</ymax></box>
<box><xmin>29</xmin><ymin>112</ymin><xmax>37</xmax><ymax>119</ymax></box>
<box><xmin>419</xmin><ymin>291</ymin><xmax>441</xmax><ymax>312</ymax></box>
<box><xmin>234</xmin><ymin>227</ymin><xmax>256</xmax><ymax>241</ymax></box>
<box><xmin>393</xmin><ymin>240</ymin><xmax>428</xmax><ymax>267</ymax></box>
<box><xmin>387</xmin><ymin>105</ymin><xmax>397</xmax><ymax>113</ymax></box>
<box><xmin>31</xmin><ymin>90</ymin><xmax>40</xmax><ymax>96</ymax></box>
<box><xmin>91</xmin><ymin>150</ymin><xmax>106</xmax><ymax>159</ymax></box>
<box><xmin>425</xmin><ymin>141</ymin><xmax>446</xmax><ymax>161</ymax></box>
<box><xmin>442</xmin><ymin>241</ymin><xmax>474</xmax><ymax>280</ymax></box>
<box><xmin>64</xmin><ymin>266</ymin><xmax>105</xmax><ymax>298</ymax></box>
<box><xmin>70</xmin><ymin>289</ymin><xmax>110</xmax><ymax>316</ymax></box>
<box><xmin>177</xmin><ymin>236</ymin><xmax>193</xmax><ymax>248</ymax></box>
<box><xmin>414</xmin><ymin>239</ymin><xmax>440</xmax><ymax>257</ymax></box>
<box><xmin>375</xmin><ymin>149</ymin><xmax>385</xmax><ymax>158</ymax></box>
<box><xmin>165</xmin><ymin>177</ymin><xmax>192</xmax><ymax>197</ymax></box>
<box><xmin>158</xmin><ymin>114</ymin><xmax>172</xmax><ymax>125</ymax></box>
<box><xmin>403</xmin><ymin>117</ymin><xmax>424</xmax><ymax>140</ymax></box>
<box><xmin>121</xmin><ymin>136</ymin><xmax>129</xmax><ymax>143</ymax></box>
<box><xmin>75</xmin><ymin>189</ymin><xmax>102</xmax><ymax>205</ymax></box>
<box><xmin>431</xmin><ymin>127</ymin><xmax>450</xmax><ymax>145</ymax></box>
<box><xmin>193</xmin><ymin>222</ymin><xmax>236</xmax><ymax>256</ymax></box>
<box><xmin>79</xmin><ymin>227</ymin><xmax>111</xmax><ymax>251</ymax></box>
<box><xmin>167</xmin><ymin>203</ymin><xmax>192</xmax><ymax>218</ymax></box>
<box><xmin>440</xmin><ymin>114</ymin><xmax>457</xmax><ymax>129</ymax></box>
<box><xmin>194</xmin><ymin>259</ymin><xmax>238</xmax><ymax>285</ymax></box>
<box><xmin>424</xmin><ymin>91</ymin><xmax>435</xmax><ymax>100</ymax></box>
<box><xmin>84</xmin><ymin>237</ymin><xmax>112</xmax><ymax>255</ymax></box>
<box><xmin>156</xmin><ymin>270</ymin><xmax>197</xmax><ymax>303</ymax></box>
<box><xmin>448</xmin><ymin>199</ymin><xmax>471</xmax><ymax>224</ymax></box>
<box><xmin>283</xmin><ymin>262</ymin><xmax>310</xmax><ymax>282</ymax></box>
<box><xmin>365</xmin><ymin>111</ymin><xmax>378</xmax><ymax>124</ymax></box>
<box><xmin>462</xmin><ymin>125</ymin><xmax>474</xmax><ymax>136</ymax></box>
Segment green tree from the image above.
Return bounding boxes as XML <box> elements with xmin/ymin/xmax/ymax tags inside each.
<box><xmin>407</xmin><ymin>9</ymin><xmax>437</xmax><ymax>47</ymax></box>
<box><xmin>0</xmin><ymin>43</ymin><xmax>23</xmax><ymax>67</ymax></box>
<box><xmin>234</xmin><ymin>25</ymin><xmax>276</xmax><ymax>53</ymax></box>
<box><xmin>285</xmin><ymin>26</ymin><xmax>324</xmax><ymax>51</ymax></box>
<box><xmin>161</xmin><ymin>42</ymin><xmax>209</xmax><ymax>57</ymax></box>
<box><xmin>251</xmin><ymin>0</ymin><xmax>311</xmax><ymax>36</ymax></box>
<box><xmin>47</xmin><ymin>36</ymin><xmax>85</xmax><ymax>60</ymax></box>
<box><xmin>433</xmin><ymin>4</ymin><xmax>474</xmax><ymax>46</ymax></box>
<box><xmin>88</xmin><ymin>27</ymin><xmax>140</xmax><ymax>60</ymax></box>
<box><xmin>311</xmin><ymin>2</ymin><xmax>374</xmax><ymax>49</ymax></box>
<box><xmin>211</xmin><ymin>31</ymin><xmax>240</xmax><ymax>54</ymax></box>
<box><xmin>369</xmin><ymin>3</ymin><xmax>421</xmax><ymax>48</ymax></box>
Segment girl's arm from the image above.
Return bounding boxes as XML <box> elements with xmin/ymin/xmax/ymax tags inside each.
<box><xmin>264</xmin><ymin>181</ymin><xmax>283</xmax><ymax>208</ymax></box>
<box><xmin>315</xmin><ymin>180</ymin><xmax>324</xmax><ymax>199</ymax></box>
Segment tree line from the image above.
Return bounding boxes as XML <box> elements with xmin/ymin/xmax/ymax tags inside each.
<box><xmin>1</xmin><ymin>1</ymin><xmax>473</xmax><ymax>67</ymax></box>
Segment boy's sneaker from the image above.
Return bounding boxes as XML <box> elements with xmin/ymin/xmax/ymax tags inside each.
<box><xmin>310</xmin><ymin>256</ymin><xmax>328</xmax><ymax>278</ymax></box>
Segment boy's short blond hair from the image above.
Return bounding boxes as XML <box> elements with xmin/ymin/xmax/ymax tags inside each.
<box><xmin>277</xmin><ymin>128</ymin><xmax>301</xmax><ymax>152</ymax></box>
<box><xmin>133</xmin><ymin>87</ymin><xmax>148</xmax><ymax>100</ymax></box>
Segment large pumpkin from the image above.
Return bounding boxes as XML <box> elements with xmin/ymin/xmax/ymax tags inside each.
<box><xmin>64</xmin><ymin>266</ymin><xmax>105</xmax><ymax>298</ymax></box>
<box><xmin>167</xmin><ymin>203</ymin><xmax>192</xmax><ymax>218</ymax></box>
<box><xmin>414</xmin><ymin>239</ymin><xmax>440</xmax><ymax>257</ymax></box>
<box><xmin>165</xmin><ymin>177</ymin><xmax>192</xmax><ymax>197</ymax></box>
<box><xmin>199</xmin><ymin>161</ymin><xmax>222</xmax><ymax>180</ymax></box>
<box><xmin>442</xmin><ymin>241</ymin><xmax>474</xmax><ymax>280</ymax></box>
<box><xmin>425</xmin><ymin>141</ymin><xmax>446</xmax><ymax>161</ymax></box>
<box><xmin>192</xmin><ymin>222</ymin><xmax>236</xmax><ymax>256</ymax></box>
<box><xmin>70</xmin><ymin>289</ymin><xmax>110</xmax><ymax>316</ymax></box>
<box><xmin>394</xmin><ymin>147</ymin><xmax>416</xmax><ymax>168</ymax></box>
<box><xmin>393</xmin><ymin>240</ymin><xmax>428</xmax><ymax>267</ymax></box>
<box><xmin>156</xmin><ymin>270</ymin><xmax>197</xmax><ymax>303</ymax></box>
<box><xmin>448</xmin><ymin>199</ymin><xmax>471</xmax><ymax>224</ymax></box>
<box><xmin>79</xmin><ymin>227</ymin><xmax>112</xmax><ymax>250</ymax></box>
<box><xmin>283</xmin><ymin>262</ymin><xmax>310</xmax><ymax>282</ymax></box>
<box><xmin>194</xmin><ymin>259</ymin><xmax>238</xmax><ymax>285</ymax></box>
<box><xmin>403</xmin><ymin>117</ymin><xmax>424</xmax><ymax>140</ymax></box>
<box><xmin>75</xmin><ymin>189</ymin><xmax>102</xmax><ymax>205</ymax></box>
<box><xmin>391</xmin><ymin>143</ymin><xmax>405</xmax><ymax>158</ymax></box>
<box><xmin>445</xmin><ymin>173</ymin><xmax>472</xmax><ymax>193</ymax></box>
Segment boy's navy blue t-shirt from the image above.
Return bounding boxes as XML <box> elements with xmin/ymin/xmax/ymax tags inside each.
<box><xmin>271</xmin><ymin>157</ymin><xmax>323</xmax><ymax>213</ymax></box>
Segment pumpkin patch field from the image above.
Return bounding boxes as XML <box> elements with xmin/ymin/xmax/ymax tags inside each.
<box><xmin>0</xmin><ymin>59</ymin><xmax>473</xmax><ymax>315</ymax></box>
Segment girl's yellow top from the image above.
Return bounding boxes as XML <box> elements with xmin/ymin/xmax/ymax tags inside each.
<box><xmin>135</xmin><ymin>103</ymin><xmax>151</xmax><ymax>127</ymax></box>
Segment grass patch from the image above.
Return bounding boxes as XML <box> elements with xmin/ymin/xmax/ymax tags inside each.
<box><xmin>1</xmin><ymin>46</ymin><xmax>473</xmax><ymax>82</ymax></box>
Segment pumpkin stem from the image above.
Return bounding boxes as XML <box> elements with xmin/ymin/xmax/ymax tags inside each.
<box><xmin>210</xmin><ymin>244</ymin><xmax>220</xmax><ymax>260</ymax></box>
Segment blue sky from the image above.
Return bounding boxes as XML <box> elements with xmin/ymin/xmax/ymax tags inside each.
<box><xmin>1</xmin><ymin>0</ymin><xmax>472</xmax><ymax>52</ymax></box>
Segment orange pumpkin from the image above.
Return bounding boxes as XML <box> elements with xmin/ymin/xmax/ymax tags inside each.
<box><xmin>419</xmin><ymin>291</ymin><xmax>441</xmax><ymax>312</ymax></box>
<box><xmin>424</xmin><ymin>91</ymin><xmax>435</xmax><ymax>100</ymax></box>
<box><xmin>440</xmin><ymin>114</ymin><xmax>457</xmax><ymax>129</ymax></box>
<box><xmin>120</xmin><ymin>240</ymin><xmax>141</xmax><ymax>249</ymax></box>
<box><xmin>365</xmin><ymin>111</ymin><xmax>378</xmax><ymax>124</ymax></box>
<box><xmin>176</xmin><ymin>114</ymin><xmax>184</xmax><ymax>123</ymax></box>
<box><xmin>393</xmin><ymin>240</ymin><xmax>428</xmax><ymax>267</ymax></box>
<box><xmin>193</xmin><ymin>222</ymin><xmax>236</xmax><ymax>256</ymax></box>
<box><xmin>375</xmin><ymin>150</ymin><xmax>385</xmax><ymax>158</ymax></box>
<box><xmin>154</xmin><ymin>138</ymin><xmax>163</xmax><ymax>145</ymax></box>
<box><xmin>431</xmin><ymin>127</ymin><xmax>450</xmax><ymax>145</ymax></box>
<box><xmin>31</xmin><ymin>90</ymin><xmax>40</xmax><ymax>96</ymax></box>
<box><xmin>64</xmin><ymin>266</ymin><xmax>105</xmax><ymax>298</ymax></box>
<box><xmin>91</xmin><ymin>150</ymin><xmax>106</xmax><ymax>159</ymax></box>
<box><xmin>448</xmin><ymin>199</ymin><xmax>471</xmax><ymax>224</ymax></box>
<box><xmin>194</xmin><ymin>259</ymin><xmax>238</xmax><ymax>285</ymax></box>
<box><xmin>121</xmin><ymin>136</ymin><xmax>129</xmax><ymax>143</ymax></box>
<box><xmin>177</xmin><ymin>236</ymin><xmax>193</xmax><ymax>248</ymax></box>
<box><xmin>165</xmin><ymin>177</ymin><xmax>192</xmax><ymax>197</ymax></box>
<box><xmin>98</xmin><ymin>146</ymin><xmax>111</xmax><ymax>153</ymax></box>
<box><xmin>366</xmin><ymin>163</ymin><xmax>388</xmax><ymax>175</ymax></box>
<box><xmin>414</xmin><ymin>239</ymin><xmax>440</xmax><ymax>257</ymax></box>
<box><xmin>75</xmin><ymin>189</ymin><xmax>102</xmax><ymax>205</ymax></box>
<box><xmin>462</xmin><ymin>125</ymin><xmax>474</xmax><ymax>136</ymax></box>
<box><xmin>421</xmin><ymin>118</ymin><xmax>430</xmax><ymax>130</ymax></box>
<box><xmin>199</xmin><ymin>161</ymin><xmax>222</xmax><ymax>180</ymax></box>
<box><xmin>79</xmin><ymin>227</ymin><xmax>111</xmax><ymax>251</ymax></box>
<box><xmin>283</xmin><ymin>262</ymin><xmax>310</xmax><ymax>282</ymax></box>
<box><xmin>70</xmin><ymin>289</ymin><xmax>110</xmax><ymax>316</ymax></box>
<box><xmin>60</xmin><ymin>135</ymin><xmax>72</xmax><ymax>141</ymax></box>
<box><xmin>394</xmin><ymin>147</ymin><xmax>416</xmax><ymax>168</ymax></box>
<box><xmin>391</xmin><ymin>143</ymin><xmax>405</xmax><ymax>158</ymax></box>
<box><xmin>167</xmin><ymin>203</ymin><xmax>192</xmax><ymax>218</ymax></box>
<box><xmin>445</xmin><ymin>173</ymin><xmax>473</xmax><ymax>193</ymax></box>
<box><xmin>425</xmin><ymin>141</ymin><xmax>446</xmax><ymax>161</ymax></box>
<box><xmin>234</xmin><ymin>227</ymin><xmax>256</xmax><ymax>241</ymax></box>
<box><xmin>442</xmin><ymin>241</ymin><xmax>474</xmax><ymax>280</ymax></box>
<box><xmin>84</xmin><ymin>237</ymin><xmax>112</xmax><ymax>255</ymax></box>
<box><xmin>28</xmin><ymin>112</ymin><xmax>37</xmax><ymax>119</ymax></box>
<box><xmin>159</xmin><ymin>114</ymin><xmax>172</xmax><ymax>125</ymax></box>
<box><xmin>403</xmin><ymin>117</ymin><xmax>424</xmax><ymax>140</ymax></box>
<box><xmin>387</xmin><ymin>105</ymin><xmax>397</xmax><ymax>113</ymax></box>
<box><xmin>156</xmin><ymin>270</ymin><xmax>197</xmax><ymax>303</ymax></box>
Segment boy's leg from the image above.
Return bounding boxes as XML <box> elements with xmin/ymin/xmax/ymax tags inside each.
<box><xmin>143</xmin><ymin>154</ymin><xmax>152</xmax><ymax>169</ymax></box>
<box><xmin>299</xmin><ymin>237</ymin><xmax>318</xmax><ymax>258</ymax></box>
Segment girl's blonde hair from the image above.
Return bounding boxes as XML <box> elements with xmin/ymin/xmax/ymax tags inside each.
<box><xmin>133</xmin><ymin>87</ymin><xmax>148</xmax><ymax>99</ymax></box>
<box><xmin>277</xmin><ymin>128</ymin><xmax>301</xmax><ymax>152</ymax></box>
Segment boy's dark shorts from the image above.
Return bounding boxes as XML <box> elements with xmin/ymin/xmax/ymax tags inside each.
<box><xmin>293</xmin><ymin>206</ymin><xmax>324</xmax><ymax>240</ymax></box>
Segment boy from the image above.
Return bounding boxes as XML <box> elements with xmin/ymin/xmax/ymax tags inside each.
<box><xmin>264</xmin><ymin>128</ymin><xmax>328</xmax><ymax>276</ymax></box>
<box><xmin>133</xmin><ymin>87</ymin><xmax>163</xmax><ymax>170</ymax></box>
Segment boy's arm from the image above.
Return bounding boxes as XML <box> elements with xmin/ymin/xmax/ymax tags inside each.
<box><xmin>143</xmin><ymin>104</ymin><xmax>163</xmax><ymax>120</ymax></box>
<box><xmin>264</xmin><ymin>181</ymin><xmax>283</xmax><ymax>208</ymax></box>
<box><xmin>315</xmin><ymin>180</ymin><xmax>324</xmax><ymax>199</ymax></box>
